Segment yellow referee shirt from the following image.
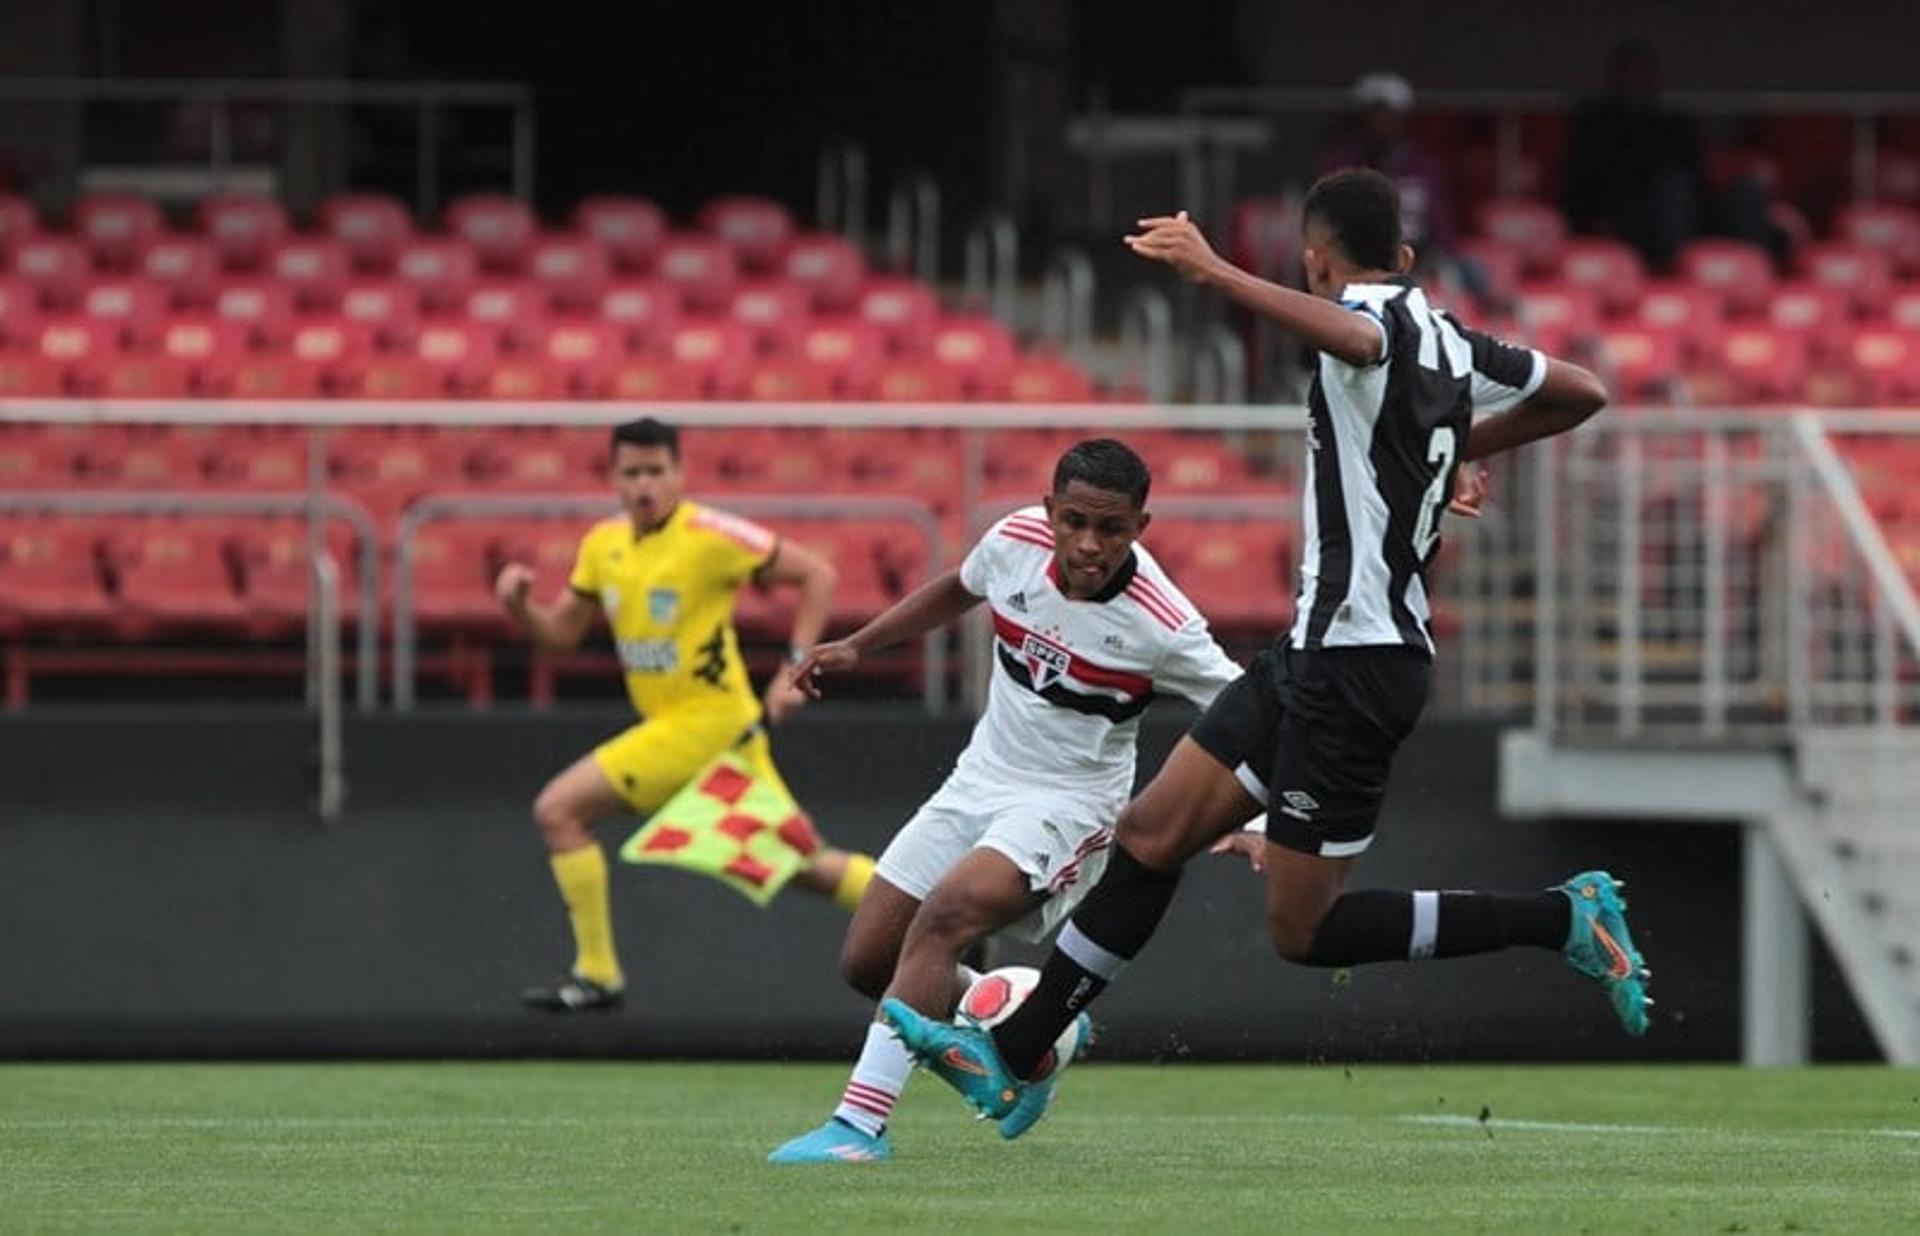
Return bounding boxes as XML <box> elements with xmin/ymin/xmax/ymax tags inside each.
<box><xmin>568</xmin><ymin>501</ymin><xmax>776</xmax><ymax>723</ymax></box>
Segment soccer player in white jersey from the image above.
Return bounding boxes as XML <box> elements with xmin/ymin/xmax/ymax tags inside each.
<box><xmin>886</xmin><ymin>169</ymin><xmax>1644</xmax><ymax>1137</ymax></box>
<box><xmin>767</xmin><ymin>439</ymin><xmax>1244</xmax><ymax>1164</ymax></box>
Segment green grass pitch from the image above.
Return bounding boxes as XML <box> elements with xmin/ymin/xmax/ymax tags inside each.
<box><xmin>2</xmin><ymin>1062</ymin><xmax>1916</xmax><ymax>1233</ymax></box>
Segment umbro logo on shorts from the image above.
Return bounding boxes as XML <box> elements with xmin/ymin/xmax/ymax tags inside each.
<box><xmin>1280</xmin><ymin>789</ymin><xmax>1320</xmax><ymax>821</ymax></box>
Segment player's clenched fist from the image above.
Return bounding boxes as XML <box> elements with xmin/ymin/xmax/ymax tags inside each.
<box><xmin>1124</xmin><ymin>210</ymin><xmax>1223</xmax><ymax>281</ymax></box>
<box><xmin>494</xmin><ymin>562</ymin><xmax>535</xmax><ymax>612</ymax></box>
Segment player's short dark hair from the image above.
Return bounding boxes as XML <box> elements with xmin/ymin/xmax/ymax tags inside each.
<box><xmin>1052</xmin><ymin>438</ymin><xmax>1151</xmax><ymax>508</ymax></box>
<box><xmin>1303</xmin><ymin>167</ymin><xmax>1403</xmax><ymax>271</ymax></box>
<box><xmin>610</xmin><ymin>417</ymin><xmax>680</xmax><ymax>460</ymax></box>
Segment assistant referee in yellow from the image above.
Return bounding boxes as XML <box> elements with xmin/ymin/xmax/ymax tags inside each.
<box><xmin>494</xmin><ymin>417</ymin><xmax>876</xmax><ymax>1012</ymax></box>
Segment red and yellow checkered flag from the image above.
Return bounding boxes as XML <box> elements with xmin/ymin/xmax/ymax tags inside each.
<box><xmin>615</xmin><ymin>751</ymin><xmax>822</xmax><ymax>907</ymax></box>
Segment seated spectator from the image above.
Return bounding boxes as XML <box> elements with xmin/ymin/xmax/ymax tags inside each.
<box><xmin>1564</xmin><ymin>38</ymin><xmax>1703</xmax><ymax>271</ymax></box>
<box><xmin>1319</xmin><ymin>72</ymin><xmax>1459</xmax><ymax>261</ymax></box>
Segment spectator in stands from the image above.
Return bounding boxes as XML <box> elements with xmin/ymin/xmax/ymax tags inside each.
<box><xmin>1319</xmin><ymin>72</ymin><xmax>1459</xmax><ymax>262</ymax></box>
<box><xmin>1564</xmin><ymin>38</ymin><xmax>1704</xmax><ymax>271</ymax></box>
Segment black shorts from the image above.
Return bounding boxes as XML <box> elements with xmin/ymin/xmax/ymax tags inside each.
<box><xmin>1189</xmin><ymin>643</ymin><xmax>1430</xmax><ymax>858</ymax></box>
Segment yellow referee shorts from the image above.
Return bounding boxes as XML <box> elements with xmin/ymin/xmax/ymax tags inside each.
<box><xmin>591</xmin><ymin>712</ymin><xmax>790</xmax><ymax>815</ymax></box>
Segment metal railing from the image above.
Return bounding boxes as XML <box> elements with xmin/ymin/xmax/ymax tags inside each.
<box><xmin>392</xmin><ymin>494</ymin><xmax>946</xmax><ymax>713</ymax></box>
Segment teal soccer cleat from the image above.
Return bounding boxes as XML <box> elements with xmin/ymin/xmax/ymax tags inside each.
<box><xmin>767</xmin><ymin>1118</ymin><xmax>892</xmax><ymax>1164</ymax></box>
<box><xmin>879</xmin><ymin>997</ymin><xmax>1021</xmax><ymax>1120</ymax></box>
<box><xmin>995</xmin><ymin>1011</ymin><xmax>1092</xmax><ymax>1141</ymax></box>
<box><xmin>1559</xmin><ymin>869</ymin><xmax>1653</xmax><ymax>1036</ymax></box>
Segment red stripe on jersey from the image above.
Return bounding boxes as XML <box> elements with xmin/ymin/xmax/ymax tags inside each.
<box><xmin>1129</xmin><ymin>574</ymin><xmax>1191</xmax><ymax>624</ymax></box>
<box><xmin>990</xmin><ymin>609</ymin><xmax>1152</xmax><ymax>697</ymax></box>
<box><xmin>997</xmin><ymin>529</ymin><xmax>1055</xmax><ymax>552</ymax></box>
<box><xmin>1124</xmin><ymin>584</ymin><xmax>1183</xmax><ymax>631</ymax></box>
<box><xmin>1005</xmin><ymin>515</ymin><xmax>1052</xmax><ymax>537</ymax></box>
<box><xmin>689</xmin><ymin>505</ymin><xmax>776</xmax><ymax>555</ymax></box>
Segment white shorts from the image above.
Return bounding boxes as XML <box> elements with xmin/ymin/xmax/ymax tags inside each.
<box><xmin>875</xmin><ymin>769</ymin><xmax>1119</xmax><ymax>943</ymax></box>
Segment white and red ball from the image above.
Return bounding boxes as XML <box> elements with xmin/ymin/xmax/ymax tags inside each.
<box><xmin>954</xmin><ymin>965</ymin><xmax>1090</xmax><ymax>1080</ymax></box>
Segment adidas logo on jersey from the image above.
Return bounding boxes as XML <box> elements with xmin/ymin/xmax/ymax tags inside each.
<box><xmin>1006</xmin><ymin>590</ymin><xmax>1028</xmax><ymax>612</ymax></box>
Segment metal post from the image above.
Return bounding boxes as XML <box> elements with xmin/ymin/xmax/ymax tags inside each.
<box><xmin>1532</xmin><ymin>435</ymin><xmax>1559</xmax><ymax>731</ymax></box>
<box><xmin>1120</xmin><ymin>287</ymin><xmax>1174</xmax><ymax>404</ymax></box>
<box><xmin>886</xmin><ymin>174</ymin><xmax>940</xmax><ymax>282</ymax></box>
<box><xmin>1786</xmin><ymin>443</ymin><xmax>1811</xmax><ymax>727</ymax></box>
<box><xmin>1873</xmin><ymin>589</ymin><xmax>1897</xmax><ymax>725</ymax></box>
<box><xmin>1742</xmin><ymin>822</ymin><xmax>1810</xmax><ymax>1065</ymax></box>
<box><xmin>1618</xmin><ymin>431</ymin><xmax>1644</xmax><ymax>735</ymax></box>
<box><xmin>1191</xmin><ymin>323</ymin><xmax>1247</xmax><ymax>405</ymax></box>
<box><xmin>1703</xmin><ymin>429</ymin><xmax>1729</xmax><ymax>734</ymax></box>
<box><xmin>1039</xmin><ymin>247</ymin><xmax>1095</xmax><ymax>353</ymax></box>
<box><xmin>315</xmin><ymin>551</ymin><xmax>345</xmax><ymax>822</ymax></box>
<box><xmin>305</xmin><ymin>426</ymin><xmax>326</xmax><ymax>708</ymax></box>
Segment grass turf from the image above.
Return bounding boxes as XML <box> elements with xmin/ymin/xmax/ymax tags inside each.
<box><xmin>1</xmin><ymin>1062</ymin><xmax>1916</xmax><ymax>1233</ymax></box>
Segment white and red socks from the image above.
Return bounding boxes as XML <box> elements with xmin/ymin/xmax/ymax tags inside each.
<box><xmin>832</xmin><ymin>1022</ymin><xmax>916</xmax><ymax>1137</ymax></box>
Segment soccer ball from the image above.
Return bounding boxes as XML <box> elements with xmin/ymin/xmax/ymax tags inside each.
<box><xmin>955</xmin><ymin>964</ymin><xmax>1090</xmax><ymax>1081</ymax></box>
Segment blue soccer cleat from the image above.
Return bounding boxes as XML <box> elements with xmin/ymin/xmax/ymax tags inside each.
<box><xmin>995</xmin><ymin>1011</ymin><xmax>1092</xmax><ymax>1141</ymax></box>
<box><xmin>767</xmin><ymin>1118</ymin><xmax>892</xmax><ymax>1164</ymax></box>
<box><xmin>1559</xmin><ymin>869</ymin><xmax>1653</xmax><ymax>1036</ymax></box>
<box><xmin>879</xmin><ymin>997</ymin><xmax>1021</xmax><ymax>1120</ymax></box>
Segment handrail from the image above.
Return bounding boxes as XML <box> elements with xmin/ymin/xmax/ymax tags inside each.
<box><xmin>963</xmin><ymin>212</ymin><xmax>1019</xmax><ymax>326</ymax></box>
<box><xmin>816</xmin><ymin>140</ymin><xmax>868</xmax><ymax>245</ymax></box>
<box><xmin>1191</xmin><ymin>323</ymin><xmax>1248</xmax><ymax>405</ymax></box>
<box><xmin>885</xmin><ymin>173</ymin><xmax>941</xmax><ymax>282</ymax></box>
<box><xmin>314</xmin><ymin>550</ymin><xmax>345</xmax><ymax>822</ymax></box>
<box><xmin>1119</xmin><ymin>288</ymin><xmax>1175</xmax><ymax>403</ymax></box>
<box><xmin>391</xmin><ymin>494</ymin><xmax>946</xmax><ymax>713</ymax></box>
<box><xmin>1790</xmin><ymin>414</ymin><xmax>1920</xmax><ymax>652</ymax></box>
<box><xmin>1039</xmin><ymin>246</ymin><xmax>1096</xmax><ymax>353</ymax></box>
<box><xmin>0</xmin><ymin>490</ymin><xmax>380</xmax><ymax>711</ymax></box>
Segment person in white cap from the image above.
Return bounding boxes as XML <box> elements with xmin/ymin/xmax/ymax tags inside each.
<box><xmin>1320</xmin><ymin>71</ymin><xmax>1458</xmax><ymax>260</ymax></box>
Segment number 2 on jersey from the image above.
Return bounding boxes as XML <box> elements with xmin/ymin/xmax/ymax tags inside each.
<box><xmin>1411</xmin><ymin>426</ymin><xmax>1457</xmax><ymax>560</ymax></box>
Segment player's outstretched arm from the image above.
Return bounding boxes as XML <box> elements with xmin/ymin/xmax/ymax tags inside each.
<box><xmin>495</xmin><ymin>563</ymin><xmax>597</xmax><ymax>655</ymax></box>
<box><xmin>753</xmin><ymin>538</ymin><xmax>839</xmax><ymax>722</ymax></box>
<box><xmin>792</xmin><ymin>568</ymin><xmax>980</xmax><ymax>697</ymax></box>
<box><xmin>1461</xmin><ymin>357</ymin><xmax>1609</xmax><ymax>463</ymax></box>
<box><xmin>1126</xmin><ymin>211</ymin><xmax>1383</xmax><ymax>367</ymax></box>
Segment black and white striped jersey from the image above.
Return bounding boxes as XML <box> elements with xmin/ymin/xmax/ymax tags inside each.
<box><xmin>1291</xmin><ymin>279</ymin><xmax>1545</xmax><ymax>655</ymax></box>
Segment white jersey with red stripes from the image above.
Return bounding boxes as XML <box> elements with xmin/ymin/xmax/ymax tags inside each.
<box><xmin>955</xmin><ymin>506</ymin><xmax>1243</xmax><ymax>797</ymax></box>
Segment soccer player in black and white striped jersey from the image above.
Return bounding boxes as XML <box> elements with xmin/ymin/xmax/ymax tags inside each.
<box><xmin>883</xmin><ymin>169</ymin><xmax>1648</xmax><ymax>1140</ymax></box>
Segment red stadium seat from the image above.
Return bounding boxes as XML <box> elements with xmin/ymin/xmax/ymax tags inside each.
<box><xmin>1556</xmin><ymin>238</ymin><xmax>1645</xmax><ymax>315</ymax></box>
<box><xmin>445</xmin><ymin>193</ymin><xmax>537</xmax><ymax>271</ymax></box>
<box><xmin>98</xmin><ymin>356</ymin><xmax>197</xmax><ymax>399</ymax></box>
<box><xmin>460</xmin><ymin>279</ymin><xmax>552</xmax><ymax>348</ymax></box>
<box><xmin>654</xmin><ymin>233</ymin><xmax>739</xmax><ymax>310</ymax></box>
<box><xmin>1635</xmin><ymin>280</ymin><xmax>1724</xmax><ymax>359</ymax></box>
<box><xmin>861</xmin><ymin>360</ymin><xmax>964</xmax><ymax>402</ymax></box>
<box><xmin>223</xmin><ymin>356</ymin><xmax>326</xmax><ymax>400</ymax></box>
<box><xmin>1798</xmin><ymin>241</ymin><xmax>1894</xmax><ymax>316</ymax></box>
<box><xmin>1513</xmin><ymin>283</ymin><xmax>1600</xmax><ymax>353</ymax></box>
<box><xmin>71</xmin><ymin>425</ymin><xmax>207</xmax><ymax>485</ymax></box>
<box><xmin>480</xmin><ymin>360</ymin><xmax>570</xmax><ymax>401</ymax></box>
<box><xmin>157</xmin><ymin>316</ymin><xmax>249</xmax><ymax>395</ymax></box>
<box><xmin>1455</xmin><ymin>237</ymin><xmax>1523</xmax><ymax>307</ymax></box>
<box><xmin>0</xmin><ymin>354</ymin><xmax>66</xmax><ymax>396</ymax></box>
<box><xmin>329</xmin><ymin>427</ymin><xmax>479</xmax><ymax>516</ymax></box>
<box><xmin>0</xmin><ymin>517</ymin><xmax>116</xmax><ymax>627</ymax></box>
<box><xmin>107</xmin><ymin>518</ymin><xmax>247</xmax><ymax>628</ymax></box>
<box><xmin>1764</xmin><ymin>280</ymin><xmax>1851</xmax><ymax>354</ymax></box>
<box><xmin>729</xmin><ymin>280</ymin><xmax>811</xmax><ymax>354</ymax></box>
<box><xmin>468</xmin><ymin>427</ymin><xmax>604</xmax><ymax>491</ymax></box>
<box><xmin>927</xmin><ymin>315</ymin><xmax>1015</xmax><ymax>396</ymax></box>
<box><xmin>317</xmin><ymin>192</ymin><xmax>414</xmax><ymax>271</ymax></box>
<box><xmin>212</xmin><ymin>277</ymin><xmax>298</xmax><ymax>345</ymax></box>
<box><xmin>0</xmin><ymin>425</ymin><xmax>79</xmax><ymax>488</ymax></box>
<box><xmin>1688</xmin><ymin>326</ymin><xmax>1807</xmax><ymax>403</ymax></box>
<box><xmin>1474</xmin><ymin>199</ymin><xmax>1566</xmax><ymax>273</ymax></box>
<box><xmin>10</xmin><ymin>235</ymin><xmax>91</xmax><ymax>307</ymax></box>
<box><xmin>1834</xmin><ymin>201</ymin><xmax>1920</xmax><ymax>276</ymax></box>
<box><xmin>792</xmin><ymin>319</ymin><xmax>884</xmax><ymax>392</ymax></box>
<box><xmin>1147</xmin><ymin>521</ymin><xmax>1291</xmax><ymax>629</ymax></box>
<box><xmin>1227</xmin><ymin>196</ymin><xmax>1300</xmax><ymax>278</ymax></box>
<box><xmin>32</xmin><ymin>317</ymin><xmax>118</xmax><ymax>395</ymax></box>
<box><xmin>267</xmin><ymin>237</ymin><xmax>351</xmax><ymax>308</ymax></box>
<box><xmin>528</xmin><ymin>320</ymin><xmax>628</xmax><ymax>395</ymax></box>
<box><xmin>0</xmin><ymin>274</ymin><xmax>43</xmax><ymax>345</ymax></box>
<box><xmin>664</xmin><ymin>320</ymin><xmax>754</xmax><ymax>394</ymax></box>
<box><xmin>203</xmin><ymin>426</ymin><xmax>310</xmax><ymax>489</ymax></box>
<box><xmin>73</xmin><ymin>193</ymin><xmax>165</xmax><ymax>268</ymax></box>
<box><xmin>1887</xmin><ymin>287</ymin><xmax>1920</xmax><ymax>334</ymax></box>
<box><xmin>739</xmin><ymin>360</ymin><xmax>838</xmax><ymax>401</ymax></box>
<box><xmin>405</xmin><ymin>321</ymin><xmax>501</xmax><ymax>393</ymax></box>
<box><xmin>789</xmin><ymin>521</ymin><xmax>895</xmax><ymax>620</ymax></box>
<box><xmin>137</xmin><ymin>235</ymin><xmax>221</xmax><ymax>305</ymax></box>
<box><xmin>604</xmin><ymin>358</ymin><xmax>710</xmax><ymax>401</ymax></box>
<box><xmin>1594</xmin><ymin>324</ymin><xmax>1684</xmax><ymax>400</ymax></box>
<box><xmin>1677</xmin><ymin>240</ymin><xmax>1775</xmax><ymax>314</ymax></box>
<box><xmin>284</xmin><ymin>318</ymin><xmax>376</xmax><ymax>394</ymax></box>
<box><xmin>393</xmin><ymin>237</ymin><xmax>480</xmax><ymax>309</ymax></box>
<box><xmin>525</xmin><ymin>234</ymin><xmax>610</xmax><ymax>310</ymax></box>
<box><xmin>407</xmin><ymin>520</ymin><xmax>510</xmax><ymax>627</ymax></box>
<box><xmin>782</xmin><ymin>232</ymin><xmax>866</xmax><ymax>310</ymax></box>
<box><xmin>1133</xmin><ymin>432</ymin><xmax>1261</xmax><ymax>494</ymax></box>
<box><xmin>571</xmin><ymin>196</ymin><xmax>668</xmax><ymax>273</ymax></box>
<box><xmin>353</xmin><ymin>358</ymin><xmax>450</xmax><ymax>401</ymax></box>
<box><xmin>195</xmin><ymin>194</ymin><xmax>288</xmax><ymax>269</ymax></box>
<box><xmin>1836</xmin><ymin>324</ymin><xmax>1920</xmax><ymax>404</ymax></box>
<box><xmin>338</xmin><ymin>277</ymin><xmax>423</xmax><ymax>345</ymax></box>
<box><xmin>698</xmin><ymin>195</ymin><xmax>796</xmax><ymax>271</ymax></box>
<box><xmin>1002</xmin><ymin>354</ymin><xmax>1094</xmax><ymax>403</ymax></box>
<box><xmin>233</xmin><ymin>518</ymin><xmax>365</xmax><ymax>632</ymax></box>
<box><xmin>596</xmin><ymin>278</ymin><xmax>682</xmax><ymax>349</ymax></box>
<box><xmin>0</xmin><ymin>195</ymin><xmax>39</xmax><ymax>254</ymax></box>
<box><xmin>857</xmin><ymin>277</ymin><xmax>941</xmax><ymax>353</ymax></box>
<box><xmin>78</xmin><ymin>277</ymin><xmax>168</xmax><ymax>345</ymax></box>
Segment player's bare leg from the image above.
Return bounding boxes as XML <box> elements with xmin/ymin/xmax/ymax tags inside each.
<box><xmin>838</xmin><ymin>874</ymin><xmax>922</xmax><ymax>1000</ymax></box>
<box><xmin>888</xmin><ymin>849</ymin><xmax>1039</xmax><ymax>1016</ymax></box>
<box><xmin>521</xmin><ymin>753</ymin><xmax>629</xmax><ymax>1012</ymax></box>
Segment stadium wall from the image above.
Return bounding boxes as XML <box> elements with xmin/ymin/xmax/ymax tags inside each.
<box><xmin>0</xmin><ymin>709</ymin><xmax>1877</xmax><ymax>1062</ymax></box>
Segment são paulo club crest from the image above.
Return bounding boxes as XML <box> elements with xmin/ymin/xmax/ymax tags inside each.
<box><xmin>1019</xmin><ymin>630</ymin><xmax>1071</xmax><ymax>691</ymax></box>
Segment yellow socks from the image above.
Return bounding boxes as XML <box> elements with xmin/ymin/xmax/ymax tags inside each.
<box><xmin>549</xmin><ymin>844</ymin><xmax>622</xmax><ymax>989</ymax></box>
<box><xmin>833</xmin><ymin>852</ymin><xmax>877</xmax><ymax>913</ymax></box>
